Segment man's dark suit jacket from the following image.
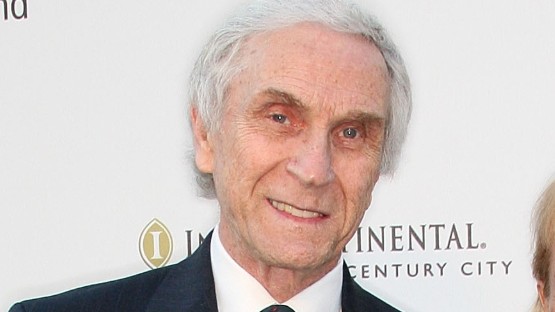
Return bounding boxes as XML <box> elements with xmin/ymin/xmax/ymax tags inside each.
<box><xmin>10</xmin><ymin>232</ymin><xmax>400</xmax><ymax>312</ymax></box>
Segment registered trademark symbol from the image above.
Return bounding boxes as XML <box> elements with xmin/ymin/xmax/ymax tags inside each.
<box><xmin>480</xmin><ymin>242</ymin><xmax>487</xmax><ymax>249</ymax></box>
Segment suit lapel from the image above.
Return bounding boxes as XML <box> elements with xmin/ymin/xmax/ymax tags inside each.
<box><xmin>146</xmin><ymin>231</ymin><xmax>218</xmax><ymax>312</ymax></box>
<box><xmin>341</xmin><ymin>262</ymin><xmax>400</xmax><ymax>312</ymax></box>
<box><xmin>341</xmin><ymin>262</ymin><xmax>357</xmax><ymax>312</ymax></box>
<box><xmin>144</xmin><ymin>234</ymin><xmax>395</xmax><ymax>311</ymax></box>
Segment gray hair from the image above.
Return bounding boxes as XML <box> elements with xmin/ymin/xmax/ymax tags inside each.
<box><xmin>188</xmin><ymin>0</ymin><xmax>412</xmax><ymax>198</ymax></box>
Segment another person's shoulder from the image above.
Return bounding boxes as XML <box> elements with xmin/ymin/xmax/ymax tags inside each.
<box><xmin>9</xmin><ymin>264</ymin><xmax>174</xmax><ymax>312</ymax></box>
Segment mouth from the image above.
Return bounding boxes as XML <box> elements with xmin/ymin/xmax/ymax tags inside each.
<box><xmin>269</xmin><ymin>199</ymin><xmax>325</xmax><ymax>219</ymax></box>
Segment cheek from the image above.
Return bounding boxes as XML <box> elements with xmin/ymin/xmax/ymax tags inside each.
<box><xmin>213</xmin><ymin>125</ymin><xmax>256</xmax><ymax>170</ymax></box>
<box><xmin>340</xmin><ymin>168</ymin><xmax>376</xmax><ymax>221</ymax></box>
<box><xmin>338</xmin><ymin>156</ymin><xmax>379</xmax><ymax>195</ymax></box>
<box><xmin>213</xmin><ymin>129</ymin><xmax>283</xmax><ymax>194</ymax></box>
<box><xmin>236</xmin><ymin>125</ymin><xmax>294</xmax><ymax>171</ymax></box>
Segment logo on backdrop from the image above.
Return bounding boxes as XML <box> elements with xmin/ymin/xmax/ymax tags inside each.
<box><xmin>138</xmin><ymin>221</ymin><xmax>513</xmax><ymax>280</ymax></box>
<box><xmin>344</xmin><ymin>223</ymin><xmax>513</xmax><ymax>279</ymax></box>
<box><xmin>139</xmin><ymin>219</ymin><xmax>173</xmax><ymax>269</ymax></box>
<box><xmin>1</xmin><ymin>0</ymin><xmax>27</xmax><ymax>21</ymax></box>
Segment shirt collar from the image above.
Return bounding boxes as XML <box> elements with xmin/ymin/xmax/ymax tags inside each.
<box><xmin>211</xmin><ymin>225</ymin><xmax>343</xmax><ymax>312</ymax></box>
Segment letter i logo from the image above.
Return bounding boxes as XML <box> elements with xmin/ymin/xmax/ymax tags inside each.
<box><xmin>139</xmin><ymin>219</ymin><xmax>173</xmax><ymax>269</ymax></box>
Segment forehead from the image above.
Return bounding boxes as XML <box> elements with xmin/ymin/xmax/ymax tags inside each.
<box><xmin>232</xmin><ymin>22</ymin><xmax>390</xmax><ymax>115</ymax></box>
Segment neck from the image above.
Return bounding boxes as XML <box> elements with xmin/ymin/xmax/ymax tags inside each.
<box><xmin>217</xmin><ymin>223</ymin><xmax>340</xmax><ymax>302</ymax></box>
<box><xmin>247</xmin><ymin>261</ymin><xmax>338</xmax><ymax>302</ymax></box>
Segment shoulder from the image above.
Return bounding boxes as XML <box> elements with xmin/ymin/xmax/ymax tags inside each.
<box><xmin>343</xmin><ymin>279</ymin><xmax>401</xmax><ymax>312</ymax></box>
<box><xmin>10</xmin><ymin>234</ymin><xmax>215</xmax><ymax>312</ymax></box>
<box><xmin>341</xmin><ymin>263</ymin><xmax>401</xmax><ymax>312</ymax></box>
<box><xmin>10</xmin><ymin>265</ymin><xmax>174</xmax><ymax>312</ymax></box>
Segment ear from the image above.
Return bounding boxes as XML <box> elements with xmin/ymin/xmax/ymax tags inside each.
<box><xmin>191</xmin><ymin>107</ymin><xmax>215</xmax><ymax>173</ymax></box>
<box><xmin>538</xmin><ymin>280</ymin><xmax>548</xmax><ymax>311</ymax></box>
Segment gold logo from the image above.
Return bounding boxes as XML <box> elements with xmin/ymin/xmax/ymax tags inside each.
<box><xmin>139</xmin><ymin>218</ymin><xmax>173</xmax><ymax>269</ymax></box>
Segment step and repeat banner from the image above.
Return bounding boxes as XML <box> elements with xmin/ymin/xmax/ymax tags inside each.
<box><xmin>2</xmin><ymin>1</ymin><xmax>554</xmax><ymax>311</ymax></box>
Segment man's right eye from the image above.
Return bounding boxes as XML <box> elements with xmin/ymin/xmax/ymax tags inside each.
<box><xmin>271</xmin><ymin>114</ymin><xmax>288</xmax><ymax>124</ymax></box>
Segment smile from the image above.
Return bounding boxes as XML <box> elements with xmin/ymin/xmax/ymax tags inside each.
<box><xmin>269</xmin><ymin>199</ymin><xmax>324</xmax><ymax>219</ymax></box>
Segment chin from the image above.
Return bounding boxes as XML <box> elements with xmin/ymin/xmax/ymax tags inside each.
<box><xmin>261</xmin><ymin>245</ymin><xmax>339</xmax><ymax>271</ymax></box>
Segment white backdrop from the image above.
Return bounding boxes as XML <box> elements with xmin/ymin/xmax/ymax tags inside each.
<box><xmin>2</xmin><ymin>1</ymin><xmax>555</xmax><ymax>311</ymax></box>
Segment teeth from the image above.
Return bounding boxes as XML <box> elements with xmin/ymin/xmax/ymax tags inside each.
<box><xmin>270</xmin><ymin>200</ymin><xmax>323</xmax><ymax>218</ymax></box>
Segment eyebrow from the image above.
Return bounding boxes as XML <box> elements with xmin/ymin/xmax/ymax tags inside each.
<box><xmin>342</xmin><ymin>110</ymin><xmax>386</xmax><ymax>123</ymax></box>
<box><xmin>261</xmin><ymin>88</ymin><xmax>308</xmax><ymax>111</ymax></box>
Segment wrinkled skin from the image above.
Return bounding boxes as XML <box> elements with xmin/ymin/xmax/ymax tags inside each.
<box><xmin>192</xmin><ymin>22</ymin><xmax>390</xmax><ymax>301</ymax></box>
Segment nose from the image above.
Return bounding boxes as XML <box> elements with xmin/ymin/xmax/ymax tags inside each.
<box><xmin>286</xmin><ymin>133</ymin><xmax>335</xmax><ymax>186</ymax></box>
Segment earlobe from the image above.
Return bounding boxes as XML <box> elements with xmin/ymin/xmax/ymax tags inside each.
<box><xmin>191</xmin><ymin>107</ymin><xmax>215</xmax><ymax>173</ymax></box>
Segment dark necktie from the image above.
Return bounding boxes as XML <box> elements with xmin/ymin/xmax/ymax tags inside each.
<box><xmin>260</xmin><ymin>304</ymin><xmax>296</xmax><ymax>312</ymax></box>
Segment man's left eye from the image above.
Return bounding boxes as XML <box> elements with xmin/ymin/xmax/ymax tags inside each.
<box><xmin>271</xmin><ymin>114</ymin><xmax>288</xmax><ymax>124</ymax></box>
<box><xmin>342</xmin><ymin>128</ymin><xmax>358</xmax><ymax>139</ymax></box>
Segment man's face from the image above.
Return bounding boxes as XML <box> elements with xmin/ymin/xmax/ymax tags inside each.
<box><xmin>194</xmin><ymin>23</ymin><xmax>390</xmax><ymax>273</ymax></box>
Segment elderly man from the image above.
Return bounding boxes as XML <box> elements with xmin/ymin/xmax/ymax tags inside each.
<box><xmin>533</xmin><ymin>180</ymin><xmax>555</xmax><ymax>312</ymax></box>
<box><xmin>10</xmin><ymin>0</ymin><xmax>411</xmax><ymax>311</ymax></box>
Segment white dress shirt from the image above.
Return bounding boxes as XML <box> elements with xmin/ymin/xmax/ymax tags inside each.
<box><xmin>211</xmin><ymin>225</ymin><xmax>343</xmax><ymax>312</ymax></box>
